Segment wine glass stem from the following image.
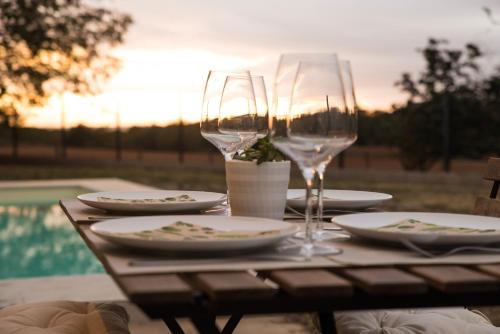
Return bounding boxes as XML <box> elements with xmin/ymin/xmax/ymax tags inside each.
<box><xmin>316</xmin><ymin>170</ymin><xmax>325</xmax><ymax>232</ymax></box>
<box><xmin>223</xmin><ymin>153</ymin><xmax>233</xmax><ymax>212</ymax></box>
<box><xmin>302</xmin><ymin>167</ymin><xmax>315</xmax><ymax>257</ymax></box>
<box><xmin>225</xmin><ymin>189</ymin><xmax>231</xmax><ymax>214</ymax></box>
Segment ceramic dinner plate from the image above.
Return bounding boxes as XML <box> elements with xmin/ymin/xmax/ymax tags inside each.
<box><xmin>333</xmin><ymin>212</ymin><xmax>500</xmax><ymax>246</ymax></box>
<box><xmin>78</xmin><ymin>190</ymin><xmax>226</xmax><ymax>212</ymax></box>
<box><xmin>287</xmin><ymin>189</ymin><xmax>392</xmax><ymax>210</ymax></box>
<box><xmin>90</xmin><ymin>215</ymin><xmax>299</xmax><ymax>252</ymax></box>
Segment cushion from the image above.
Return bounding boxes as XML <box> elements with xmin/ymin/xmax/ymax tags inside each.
<box><xmin>335</xmin><ymin>308</ymin><xmax>500</xmax><ymax>334</ymax></box>
<box><xmin>0</xmin><ymin>301</ymin><xmax>130</xmax><ymax>334</ymax></box>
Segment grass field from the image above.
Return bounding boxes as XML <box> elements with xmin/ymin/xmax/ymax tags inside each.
<box><xmin>0</xmin><ymin>161</ymin><xmax>490</xmax><ymax>214</ymax></box>
<box><xmin>0</xmin><ymin>144</ymin><xmax>489</xmax><ymax>173</ymax></box>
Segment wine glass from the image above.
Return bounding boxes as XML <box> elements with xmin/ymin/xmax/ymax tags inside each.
<box><xmin>270</xmin><ymin>56</ymin><xmax>348</xmax><ymax>257</ymax></box>
<box><xmin>315</xmin><ymin>60</ymin><xmax>358</xmax><ymax>239</ymax></box>
<box><xmin>201</xmin><ymin>70</ymin><xmax>253</xmax><ymax>161</ymax></box>
<box><xmin>339</xmin><ymin>60</ymin><xmax>358</xmax><ymax>141</ymax></box>
<box><xmin>218</xmin><ymin>75</ymin><xmax>268</xmax><ymax>152</ymax></box>
<box><xmin>272</xmin><ymin>54</ymin><xmax>340</xmax><ymax>238</ymax></box>
<box><xmin>201</xmin><ymin>70</ymin><xmax>266</xmax><ymax>213</ymax></box>
<box><xmin>250</xmin><ymin>75</ymin><xmax>270</xmax><ymax>142</ymax></box>
<box><xmin>272</xmin><ymin>53</ymin><xmax>338</xmax><ymax>207</ymax></box>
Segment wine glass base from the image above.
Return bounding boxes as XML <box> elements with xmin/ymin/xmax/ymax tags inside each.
<box><xmin>279</xmin><ymin>241</ymin><xmax>342</xmax><ymax>257</ymax></box>
<box><xmin>294</xmin><ymin>230</ymin><xmax>350</xmax><ymax>241</ymax></box>
<box><xmin>309</xmin><ymin>243</ymin><xmax>343</xmax><ymax>256</ymax></box>
<box><xmin>315</xmin><ymin>230</ymin><xmax>350</xmax><ymax>241</ymax></box>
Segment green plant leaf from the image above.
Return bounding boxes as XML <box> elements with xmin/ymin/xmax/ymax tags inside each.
<box><xmin>234</xmin><ymin>136</ymin><xmax>286</xmax><ymax>164</ymax></box>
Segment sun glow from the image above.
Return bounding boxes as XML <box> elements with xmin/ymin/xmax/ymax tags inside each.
<box><xmin>25</xmin><ymin>48</ymin><xmax>266</xmax><ymax>128</ymax></box>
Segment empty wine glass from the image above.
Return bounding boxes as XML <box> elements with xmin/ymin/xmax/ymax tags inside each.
<box><xmin>201</xmin><ymin>70</ymin><xmax>267</xmax><ymax>214</ymax></box>
<box><xmin>201</xmin><ymin>70</ymin><xmax>253</xmax><ymax>161</ymax></box>
<box><xmin>315</xmin><ymin>60</ymin><xmax>358</xmax><ymax>240</ymax></box>
<box><xmin>219</xmin><ymin>75</ymin><xmax>268</xmax><ymax>152</ymax></box>
<box><xmin>250</xmin><ymin>75</ymin><xmax>270</xmax><ymax>142</ymax></box>
<box><xmin>270</xmin><ymin>56</ymin><xmax>348</xmax><ymax>257</ymax></box>
<box><xmin>272</xmin><ymin>53</ymin><xmax>337</xmax><ymax>208</ymax></box>
<box><xmin>339</xmin><ymin>60</ymin><xmax>358</xmax><ymax>141</ymax></box>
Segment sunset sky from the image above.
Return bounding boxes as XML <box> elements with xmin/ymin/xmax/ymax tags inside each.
<box><xmin>25</xmin><ymin>0</ymin><xmax>500</xmax><ymax>128</ymax></box>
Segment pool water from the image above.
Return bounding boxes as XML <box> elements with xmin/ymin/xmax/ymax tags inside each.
<box><xmin>0</xmin><ymin>186</ymin><xmax>104</xmax><ymax>279</ymax></box>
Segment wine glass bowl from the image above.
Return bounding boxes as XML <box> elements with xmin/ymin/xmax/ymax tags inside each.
<box><xmin>339</xmin><ymin>59</ymin><xmax>358</xmax><ymax>143</ymax></box>
<box><xmin>219</xmin><ymin>75</ymin><xmax>257</xmax><ymax>133</ymax></box>
<box><xmin>218</xmin><ymin>74</ymin><xmax>268</xmax><ymax>152</ymax></box>
<box><xmin>250</xmin><ymin>75</ymin><xmax>270</xmax><ymax>141</ymax></box>
<box><xmin>201</xmin><ymin>70</ymin><xmax>254</xmax><ymax>160</ymax></box>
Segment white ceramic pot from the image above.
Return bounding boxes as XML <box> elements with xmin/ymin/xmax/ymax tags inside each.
<box><xmin>225</xmin><ymin>160</ymin><xmax>291</xmax><ymax>220</ymax></box>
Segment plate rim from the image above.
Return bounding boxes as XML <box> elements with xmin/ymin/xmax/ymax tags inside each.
<box><xmin>333</xmin><ymin>211</ymin><xmax>500</xmax><ymax>241</ymax></box>
<box><xmin>90</xmin><ymin>214</ymin><xmax>299</xmax><ymax>245</ymax></box>
<box><xmin>77</xmin><ymin>190</ymin><xmax>227</xmax><ymax>212</ymax></box>
<box><xmin>286</xmin><ymin>189</ymin><xmax>393</xmax><ymax>202</ymax></box>
<box><xmin>78</xmin><ymin>190</ymin><xmax>227</xmax><ymax>202</ymax></box>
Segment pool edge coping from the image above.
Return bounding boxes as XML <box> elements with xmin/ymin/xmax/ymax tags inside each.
<box><xmin>0</xmin><ymin>178</ymin><xmax>157</xmax><ymax>192</ymax></box>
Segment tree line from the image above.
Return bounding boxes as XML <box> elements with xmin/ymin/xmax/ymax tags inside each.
<box><xmin>0</xmin><ymin>113</ymin><xmax>400</xmax><ymax>152</ymax></box>
<box><xmin>0</xmin><ymin>124</ymin><xmax>216</xmax><ymax>153</ymax></box>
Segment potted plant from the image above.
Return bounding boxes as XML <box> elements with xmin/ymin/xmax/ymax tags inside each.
<box><xmin>226</xmin><ymin>137</ymin><xmax>290</xmax><ymax>220</ymax></box>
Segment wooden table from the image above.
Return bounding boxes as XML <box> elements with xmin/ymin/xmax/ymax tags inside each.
<box><xmin>60</xmin><ymin>200</ymin><xmax>500</xmax><ymax>334</ymax></box>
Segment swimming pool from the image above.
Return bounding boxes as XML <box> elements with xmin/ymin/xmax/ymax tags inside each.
<box><xmin>0</xmin><ymin>186</ymin><xmax>104</xmax><ymax>279</ymax></box>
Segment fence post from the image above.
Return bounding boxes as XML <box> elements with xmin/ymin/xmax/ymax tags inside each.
<box><xmin>442</xmin><ymin>93</ymin><xmax>451</xmax><ymax>172</ymax></box>
<box><xmin>60</xmin><ymin>126</ymin><xmax>67</xmax><ymax>159</ymax></box>
<box><xmin>10</xmin><ymin>114</ymin><xmax>18</xmax><ymax>160</ymax></box>
<box><xmin>60</xmin><ymin>97</ymin><xmax>67</xmax><ymax>159</ymax></box>
<box><xmin>337</xmin><ymin>151</ymin><xmax>345</xmax><ymax>169</ymax></box>
<box><xmin>177</xmin><ymin>120</ymin><xmax>185</xmax><ymax>164</ymax></box>
<box><xmin>115</xmin><ymin>111</ymin><xmax>122</xmax><ymax>161</ymax></box>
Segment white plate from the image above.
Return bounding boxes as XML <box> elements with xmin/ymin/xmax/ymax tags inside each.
<box><xmin>287</xmin><ymin>189</ymin><xmax>392</xmax><ymax>210</ymax></box>
<box><xmin>78</xmin><ymin>190</ymin><xmax>226</xmax><ymax>212</ymax></box>
<box><xmin>333</xmin><ymin>212</ymin><xmax>500</xmax><ymax>246</ymax></box>
<box><xmin>90</xmin><ymin>215</ymin><xmax>299</xmax><ymax>252</ymax></box>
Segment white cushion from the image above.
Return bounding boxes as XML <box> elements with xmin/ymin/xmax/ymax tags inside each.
<box><xmin>335</xmin><ymin>308</ymin><xmax>500</xmax><ymax>334</ymax></box>
<box><xmin>0</xmin><ymin>301</ymin><xmax>129</xmax><ymax>334</ymax></box>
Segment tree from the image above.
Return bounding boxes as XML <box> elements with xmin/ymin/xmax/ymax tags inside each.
<box><xmin>357</xmin><ymin>109</ymin><xmax>398</xmax><ymax>146</ymax></box>
<box><xmin>0</xmin><ymin>0</ymin><xmax>132</xmax><ymax>157</ymax></box>
<box><xmin>394</xmin><ymin>38</ymin><xmax>484</xmax><ymax>171</ymax></box>
<box><xmin>396</xmin><ymin>39</ymin><xmax>481</xmax><ymax>101</ymax></box>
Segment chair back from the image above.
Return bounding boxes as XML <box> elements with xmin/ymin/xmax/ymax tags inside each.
<box><xmin>474</xmin><ymin>157</ymin><xmax>500</xmax><ymax>217</ymax></box>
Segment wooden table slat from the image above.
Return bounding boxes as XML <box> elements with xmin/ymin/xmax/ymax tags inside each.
<box><xmin>477</xmin><ymin>264</ymin><xmax>500</xmax><ymax>278</ymax></box>
<box><xmin>474</xmin><ymin>197</ymin><xmax>500</xmax><ymax>217</ymax></box>
<box><xmin>408</xmin><ymin>265</ymin><xmax>498</xmax><ymax>293</ymax></box>
<box><xmin>120</xmin><ymin>274</ymin><xmax>194</xmax><ymax>303</ymax></box>
<box><xmin>341</xmin><ymin>268</ymin><xmax>428</xmax><ymax>295</ymax></box>
<box><xmin>268</xmin><ymin>269</ymin><xmax>353</xmax><ymax>297</ymax></box>
<box><xmin>484</xmin><ymin>157</ymin><xmax>500</xmax><ymax>181</ymax></box>
<box><xmin>189</xmin><ymin>272</ymin><xmax>276</xmax><ymax>301</ymax></box>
